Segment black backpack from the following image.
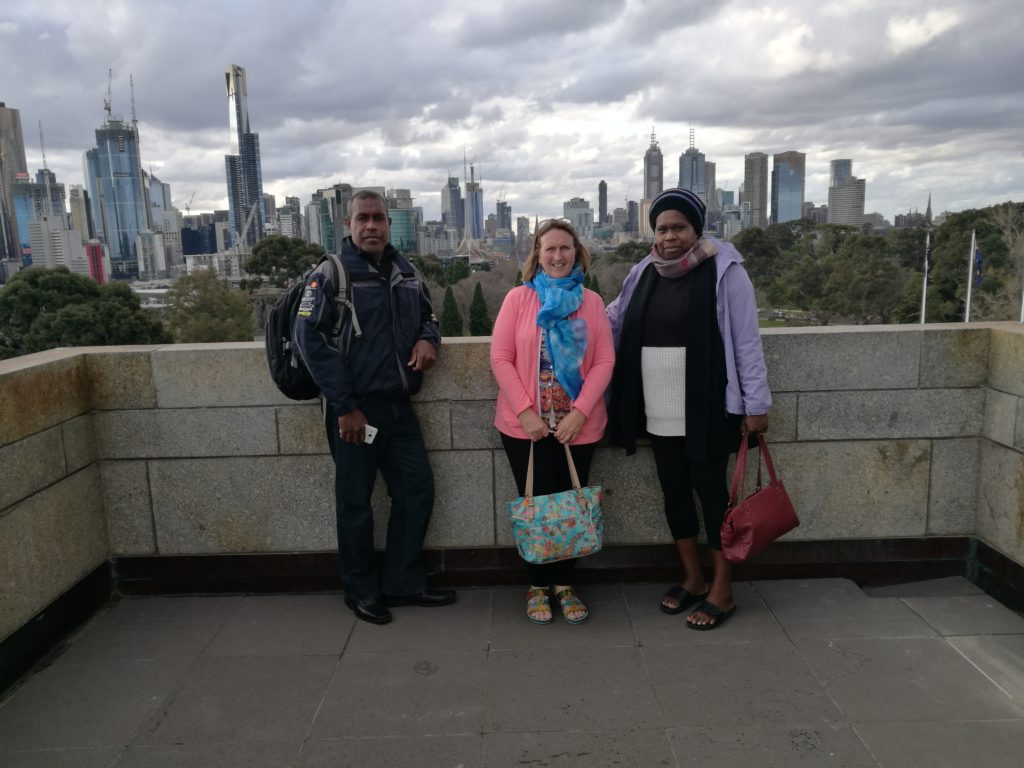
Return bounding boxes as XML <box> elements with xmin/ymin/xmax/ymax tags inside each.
<box><xmin>265</xmin><ymin>253</ymin><xmax>362</xmax><ymax>400</ymax></box>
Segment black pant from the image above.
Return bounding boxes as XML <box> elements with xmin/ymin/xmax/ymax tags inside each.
<box><xmin>325</xmin><ymin>397</ymin><xmax>434</xmax><ymax>600</ymax></box>
<box><xmin>500</xmin><ymin>433</ymin><xmax>597</xmax><ymax>586</ymax></box>
<box><xmin>649</xmin><ymin>435</ymin><xmax>729</xmax><ymax>550</ymax></box>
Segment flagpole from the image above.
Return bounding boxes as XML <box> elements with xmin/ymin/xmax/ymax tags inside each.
<box><xmin>964</xmin><ymin>229</ymin><xmax>976</xmax><ymax>323</ymax></box>
<box><xmin>919</xmin><ymin>230</ymin><xmax>930</xmax><ymax>324</ymax></box>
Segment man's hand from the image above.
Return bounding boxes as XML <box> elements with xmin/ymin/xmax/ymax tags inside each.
<box><xmin>338</xmin><ymin>409</ymin><xmax>368</xmax><ymax>444</ymax></box>
<box><xmin>742</xmin><ymin>414</ymin><xmax>770</xmax><ymax>436</ymax></box>
<box><xmin>553</xmin><ymin>408</ymin><xmax>586</xmax><ymax>445</ymax></box>
<box><xmin>407</xmin><ymin>340</ymin><xmax>437</xmax><ymax>372</ymax></box>
<box><xmin>518</xmin><ymin>408</ymin><xmax>550</xmax><ymax>441</ymax></box>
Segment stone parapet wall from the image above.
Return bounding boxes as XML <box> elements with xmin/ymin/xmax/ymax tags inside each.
<box><xmin>1</xmin><ymin>324</ymin><xmax>1023</xmax><ymax>642</ymax></box>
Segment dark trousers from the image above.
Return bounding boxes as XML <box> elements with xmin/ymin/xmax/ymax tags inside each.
<box><xmin>500</xmin><ymin>433</ymin><xmax>597</xmax><ymax>586</ymax></box>
<box><xmin>325</xmin><ymin>397</ymin><xmax>434</xmax><ymax>600</ymax></box>
<box><xmin>649</xmin><ymin>435</ymin><xmax>729</xmax><ymax>550</ymax></box>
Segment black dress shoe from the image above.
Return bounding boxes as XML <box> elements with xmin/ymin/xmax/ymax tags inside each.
<box><xmin>344</xmin><ymin>596</ymin><xmax>392</xmax><ymax>624</ymax></box>
<box><xmin>382</xmin><ymin>587</ymin><xmax>457</xmax><ymax>607</ymax></box>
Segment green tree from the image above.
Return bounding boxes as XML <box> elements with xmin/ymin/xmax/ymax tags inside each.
<box><xmin>731</xmin><ymin>227</ymin><xmax>781</xmax><ymax>288</ymax></box>
<box><xmin>468</xmin><ymin>282</ymin><xmax>492</xmax><ymax>336</ymax></box>
<box><xmin>613</xmin><ymin>240</ymin><xmax>650</xmax><ymax>263</ymax></box>
<box><xmin>823</xmin><ymin>235</ymin><xmax>909</xmax><ymax>323</ymax></box>
<box><xmin>166</xmin><ymin>270</ymin><xmax>254</xmax><ymax>342</ymax></box>
<box><xmin>440</xmin><ymin>285</ymin><xmax>463</xmax><ymax>337</ymax></box>
<box><xmin>410</xmin><ymin>254</ymin><xmax>447</xmax><ymax>286</ymax></box>
<box><xmin>445</xmin><ymin>259</ymin><xmax>471</xmax><ymax>285</ymax></box>
<box><xmin>514</xmin><ymin>270</ymin><xmax>523</xmax><ymax>286</ymax></box>
<box><xmin>0</xmin><ymin>267</ymin><xmax>169</xmax><ymax>359</ymax></box>
<box><xmin>244</xmin><ymin>236</ymin><xmax>324</xmax><ymax>288</ymax></box>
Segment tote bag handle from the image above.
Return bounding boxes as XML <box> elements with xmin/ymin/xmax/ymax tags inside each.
<box><xmin>525</xmin><ymin>442</ymin><xmax>583</xmax><ymax>500</ymax></box>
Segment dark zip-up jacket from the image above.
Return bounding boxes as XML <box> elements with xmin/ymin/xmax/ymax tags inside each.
<box><xmin>293</xmin><ymin>236</ymin><xmax>440</xmax><ymax>415</ymax></box>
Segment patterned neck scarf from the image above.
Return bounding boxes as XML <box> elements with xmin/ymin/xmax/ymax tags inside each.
<box><xmin>651</xmin><ymin>237</ymin><xmax>717</xmax><ymax>279</ymax></box>
<box><xmin>526</xmin><ymin>266</ymin><xmax>587</xmax><ymax>400</ymax></box>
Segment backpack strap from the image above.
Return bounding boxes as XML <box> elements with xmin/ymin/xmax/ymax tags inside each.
<box><xmin>319</xmin><ymin>252</ymin><xmax>363</xmax><ymax>344</ymax></box>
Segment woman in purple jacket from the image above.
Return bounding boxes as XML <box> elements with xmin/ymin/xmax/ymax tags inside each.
<box><xmin>606</xmin><ymin>188</ymin><xmax>771</xmax><ymax>630</ymax></box>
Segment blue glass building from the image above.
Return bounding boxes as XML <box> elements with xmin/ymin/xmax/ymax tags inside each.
<box><xmin>83</xmin><ymin>118</ymin><xmax>150</xmax><ymax>278</ymax></box>
<box><xmin>224</xmin><ymin>65</ymin><xmax>265</xmax><ymax>249</ymax></box>
<box><xmin>770</xmin><ymin>151</ymin><xmax>806</xmax><ymax>225</ymax></box>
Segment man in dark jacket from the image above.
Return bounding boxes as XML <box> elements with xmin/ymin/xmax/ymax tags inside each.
<box><xmin>294</xmin><ymin>189</ymin><xmax>455</xmax><ymax>624</ymax></box>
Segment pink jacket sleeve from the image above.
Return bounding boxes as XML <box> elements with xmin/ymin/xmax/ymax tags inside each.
<box><xmin>490</xmin><ymin>288</ymin><xmax>534</xmax><ymax>419</ymax></box>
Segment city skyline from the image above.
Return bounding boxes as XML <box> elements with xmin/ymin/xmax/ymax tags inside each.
<box><xmin>2</xmin><ymin>0</ymin><xmax>1022</xmax><ymax>225</ymax></box>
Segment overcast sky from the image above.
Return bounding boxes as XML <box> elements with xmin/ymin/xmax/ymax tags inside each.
<box><xmin>2</xmin><ymin>0</ymin><xmax>1022</xmax><ymax>225</ymax></box>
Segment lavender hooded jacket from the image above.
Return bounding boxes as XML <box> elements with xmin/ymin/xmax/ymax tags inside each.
<box><xmin>605</xmin><ymin>237</ymin><xmax>772</xmax><ymax>417</ymax></box>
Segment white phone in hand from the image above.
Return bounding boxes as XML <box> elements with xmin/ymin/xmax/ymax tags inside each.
<box><xmin>363</xmin><ymin>424</ymin><xmax>378</xmax><ymax>444</ymax></box>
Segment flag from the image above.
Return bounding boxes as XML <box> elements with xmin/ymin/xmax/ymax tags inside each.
<box><xmin>975</xmin><ymin>246</ymin><xmax>983</xmax><ymax>287</ymax></box>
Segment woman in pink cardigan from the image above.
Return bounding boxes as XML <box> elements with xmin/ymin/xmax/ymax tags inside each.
<box><xmin>490</xmin><ymin>219</ymin><xmax>615</xmax><ymax>625</ymax></box>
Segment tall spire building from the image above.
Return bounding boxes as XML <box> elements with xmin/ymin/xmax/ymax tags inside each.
<box><xmin>224</xmin><ymin>64</ymin><xmax>266</xmax><ymax>249</ymax></box>
<box><xmin>678</xmin><ymin>126</ymin><xmax>707</xmax><ymax>204</ymax></box>
<box><xmin>643</xmin><ymin>131</ymin><xmax>663</xmax><ymax>201</ymax></box>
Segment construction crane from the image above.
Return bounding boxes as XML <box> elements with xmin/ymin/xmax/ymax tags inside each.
<box><xmin>184</xmin><ymin>191</ymin><xmax>195</xmax><ymax>216</ymax></box>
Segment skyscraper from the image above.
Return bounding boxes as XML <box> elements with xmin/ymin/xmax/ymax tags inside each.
<box><xmin>0</xmin><ymin>102</ymin><xmax>28</xmax><ymax>269</ymax></box>
<box><xmin>563</xmin><ymin>197</ymin><xmax>594</xmax><ymax>240</ymax></box>
<box><xmin>84</xmin><ymin>114</ymin><xmax>150</xmax><ymax>279</ymax></box>
<box><xmin>678</xmin><ymin>127</ymin><xmax>706</xmax><ymax>204</ymax></box>
<box><xmin>224</xmin><ymin>64</ymin><xmax>265</xmax><ymax>249</ymax></box>
<box><xmin>742</xmin><ymin>152</ymin><xmax>769</xmax><ymax>229</ymax></box>
<box><xmin>464</xmin><ymin>164</ymin><xmax>483</xmax><ymax>240</ymax></box>
<box><xmin>496</xmin><ymin>200</ymin><xmax>512</xmax><ymax>231</ymax></box>
<box><xmin>598</xmin><ymin>180</ymin><xmax>607</xmax><ymax>225</ymax></box>
<box><xmin>770</xmin><ymin>151</ymin><xmax>806</xmax><ymax>224</ymax></box>
<box><xmin>68</xmin><ymin>185</ymin><xmax>94</xmax><ymax>242</ymax></box>
<box><xmin>829</xmin><ymin>159</ymin><xmax>852</xmax><ymax>188</ymax></box>
<box><xmin>828</xmin><ymin>159</ymin><xmax>866</xmax><ymax>227</ymax></box>
<box><xmin>643</xmin><ymin>131</ymin><xmax>663</xmax><ymax>201</ymax></box>
<box><xmin>441</xmin><ymin>176</ymin><xmax>464</xmax><ymax>240</ymax></box>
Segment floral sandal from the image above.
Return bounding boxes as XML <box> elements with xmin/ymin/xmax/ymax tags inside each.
<box><xmin>526</xmin><ymin>587</ymin><xmax>552</xmax><ymax>624</ymax></box>
<box><xmin>554</xmin><ymin>587</ymin><xmax>589</xmax><ymax>625</ymax></box>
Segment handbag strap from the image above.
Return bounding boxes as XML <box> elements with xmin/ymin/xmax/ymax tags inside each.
<box><xmin>524</xmin><ymin>441</ymin><xmax>583</xmax><ymax>499</ymax></box>
<box><xmin>728</xmin><ymin>437</ymin><xmax>749</xmax><ymax>507</ymax></box>
<box><xmin>729</xmin><ymin>434</ymin><xmax>779</xmax><ymax>506</ymax></box>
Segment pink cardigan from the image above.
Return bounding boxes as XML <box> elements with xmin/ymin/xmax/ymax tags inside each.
<box><xmin>490</xmin><ymin>285</ymin><xmax>615</xmax><ymax>444</ymax></box>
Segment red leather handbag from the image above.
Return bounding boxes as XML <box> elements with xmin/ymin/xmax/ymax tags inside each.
<box><xmin>720</xmin><ymin>435</ymin><xmax>798</xmax><ymax>563</ymax></box>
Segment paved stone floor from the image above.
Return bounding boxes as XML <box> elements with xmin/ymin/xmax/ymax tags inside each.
<box><xmin>1</xmin><ymin>576</ymin><xmax>1024</xmax><ymax>767</ymax></box>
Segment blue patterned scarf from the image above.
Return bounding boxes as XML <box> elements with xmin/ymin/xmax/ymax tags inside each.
<box><xmin>526</xmin><ymin>266</ymin><xmax>587</xmax><ymax>400</ymax></box>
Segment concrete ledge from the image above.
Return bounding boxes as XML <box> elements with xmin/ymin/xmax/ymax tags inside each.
<box><xmin>0</xmin><ymin>351</ymin><xmax>90</xmax><ymax>446</ymax></box>
<box><xmin>94</xmin><ymin>408</ymin><xmax>279</xmax><ymax>459</ymax></box>
<box><xmin>798</xmin><ymin>389</ymin><xmax>984</xmax><ymax>440</ymax></box>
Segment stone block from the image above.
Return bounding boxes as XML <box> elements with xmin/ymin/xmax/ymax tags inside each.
<box><xmin>762</xmin><ymin>328</ymin><xmax>920</xmax><ymax>392</ymax></box>
<box><xmin>767</xmin><ymin>392</ymin><xmax>797</xmax><ymax>443</ymax></box>
<box><xmin>0</xmin><ymin>352</ymin><xmax>90</xmax><ymax>446</ymax></box>
<box><xmin>417</xmin><ymin>339</ymin><xmax>497</xmax><ymax>401</ymax></box>
<box><xmin>422</xmin><ymin>450</ymin><xmax>494</xmax><ymax>547</ymax></box>
<box><xmin>769</xmin><ymin>441</ymin><xmax>931</xmax><ymax>539</ymax></box>
<box><xmin>0</xmin><ymin>466</ymin><xmax>108</xmax><ymax>641</ymax></box>
<box><xmin>450</xmin><ymin>400</ymin><xmax>501</xmax><ymax>449</ymax></box>
<box><xmin>0</xmin><ymin>427</ymin><xmax>66</xmax><ymax>512</ymax></box>
<box><xmin>975</xmin><ymin>441</ymin><xmax>1024</xmax><ymax>566</ymax></box>
<box><xmin>149</xmin><ymin>456</ymin><xmax>337</xmax><ymax>554</ymax></box>
<box><xmin>798</xmin><ymin>389</ymin><xmax>983</xmax><ymax>440</ymax></box>
<box><xmin>100</xmin><ymin>460</ymin><xmax>156</xmax><ymax>555</ymax></box>
<box><xmin>413</xmin><ymin>401</ymin><xmax>452</xmax><ymax>451</ymax></box>
<box><xmin>594</xmin><ymin>446</ymin><xmax>668</xmax><ymax>545</ymax></box>
<box><xmin>494</xmin><ymin>450</ymin><xmax>518</xmax><ymax>547</ymax></box>
<box><xmin>988</xmin><ymin>327</ymin><xmax>1024</xmax><ymax>397</ymax></box>
<box><xmin>151</xmin><ymin>344</ymin><xmax>288</xmax><ymax>408</ymax></box>
<box><xmin>63</xmin><ymin>414</ymin><xmax>97</xmax><ymax>474</ymax></box>
<box><xmin>984</xmin><ymin>389</ymin><xmax>1019</xmax><ymax>448</ymax></box>
<box><xmin>276</xmin><ymin>404</ymin><xmax>328</xmax><ymax>455</ymax></box>
<box><xmin>94</xmin><ymin>408</ymin><xmax>278</xmax><ymax>459</ymax></box>
<box><xmin>1017</xmin><ymin>398</ymin><xmax>1024</xmax><ymax>452</ymax></box>
<box><xmin>86</xmin><ymin>349</ymin><xmax>159</xmax><ymax>410</ymax></box>
<box><xmin>928</xmin><ymin>439</ymin><xmax>979</xmax><ymax>535</ymax></box>
<box><xmin>920</xmin><ymin>328</ymin><xmax>989</xmax><ymax>388</ymax></box>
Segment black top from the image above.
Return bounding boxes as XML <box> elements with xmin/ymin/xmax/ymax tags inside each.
<box><xmin>642</xmin><ymin>273</ymin><xmax>689</xmax><ymax>347</ymax></box>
